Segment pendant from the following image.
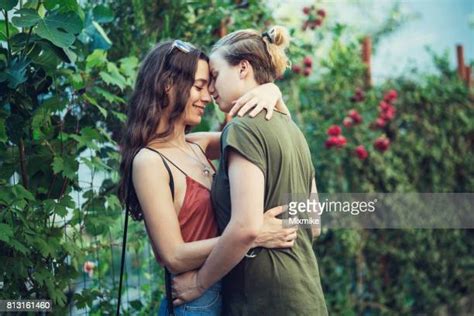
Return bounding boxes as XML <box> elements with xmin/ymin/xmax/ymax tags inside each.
<box><xmin>203</xmin><ymin>167</ymin><xmax>211</xmax><ymax>177</ymax></box>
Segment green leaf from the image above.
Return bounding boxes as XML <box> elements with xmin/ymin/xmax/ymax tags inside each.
<box><xmin>9</xmin><ymin>239</ymin><xmax>29</xmax><ymax>254</ymax></box>
<box><xmin>92</xmin><ymin>5</ymin><xmax>113</xmax><ymax>23</ymax></box>
<box><xmin>83</xmin><ymin>93</ymin><xmax>107</xmax><ymax>118</ymax></box>
<box><xmin>36</xmin><ymin>11</ymin><xmax>83</xmax><ymax>48</ymax></box>
<box><xmin>52</xmin><ymin>156</ymin><xmax>78</xmax><ymax>180</ymax></box>
<box><xmin>42</xmin><ymin>95</ymin><xmax>67</xmax><ymax>112</ymax></box>
<box><xmin>129</xmin><ymin>299</ymin><xmax>143</xmax><ymax>310</ymax></box>
<box><xmin>86</xmin><ymin>49</ymin><xmax>107</xmax><ymax>69</ymax></box>
<box><xmin>62</xmin><ymin>47</ymin><xmax>77</xmax><ymax>63</ymax></box>
<box><xmin>92</xmin><ymin>87</ymin><xmax>125</xmax><ymax>103</ymax></box>
<box><xmin>91</xmin><ymin>20</ymin><xmax>112</xmax><ymax>46</ymax></box>
<box><xmin>12</xmin><ymin>184</ymin><xmax>35</xmax><ymax>201</ymax></box>
<box><xmin>100</xmin><ymin>63</ymin><xmax>127</xmax><ymax>90</ymax></box>
<box><xmin>0</xmin><ymin>56</ymin><xmax>29</xmax><ymax>89</ymax></box>
<box><xmin>11</xmin><ymin>8</ymin><xmax>40</xmax><ymax>28</ymax></box>
<box><xmin>49</xmin><ymin>287</ymin><xmax>67</xmax><ymax>306</ymax></box>
<box><xmin>70</xmin><ymin>127</ymin><xmax>102</xmax><ymax>150</ymax></box>
<box><xmin>0</xmin><ymin>223</ymin><xmax>14</xmax><ymax>242</ymax></box>
<box><xmin>31</xmin><ymin>107</ymin><xmax>51</xmax><ymax>140</ymax></box>
<box><xmin>52</xmin><ymin>157</ymin><xmax>64</xmax><ymax>174</ymax></box>
<box><xmin>36</xmin><ymin>40</ymin><xmax>74</xmax><ymax>64</ymax></box>
<box><xmin>111</xmin><ymin>110</ymin><xmax>127</xmax><ymax>123</ymax></box>
<box><xmin>29</xmin><ymin>42</ymin><xmax>60</xmax><ymax>71</ymax></box>
<box><xmin>44</xmin><ymin>0</ymin><xmax>79</xmax><ymax>13</ymax></box>
<box><xmin>34</xmin><ymin>238</ymin><xmax>54</xmax><ymax>257</ymax></box>
<box><xmin>0</xmin><ymin>118</ymin><xmax>6</xmax><ymax>143</ymax></box>
<box><xmin>0</xmin><ymin>0</ymin><xmax>18</xmax><ymax>11</ymax></box>
<box><xmin>119</xmin><ymin>56</ymin><xmax>138</xmax><ymax>78</ymax></box>
<box><xmin>106</xmin><ymin>194</ymin><xmax>121</xmax><ymax>212</ymax></box>
<box><xmin>0</xmin><ymin>20</ymin><xmax>19</xmax><ymax>41</ymax></box>
<box><xmin>70</xmin><ymin>72</ymin><xmax>84</xmax><ymax>89</ymax></box>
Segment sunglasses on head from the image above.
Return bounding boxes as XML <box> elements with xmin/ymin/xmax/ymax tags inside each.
<box><xmin>169</xmin><ymin>39</ymin><xmax>195</xmax><ymax>54</ymax></box>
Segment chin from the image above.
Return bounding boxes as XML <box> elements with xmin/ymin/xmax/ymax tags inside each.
<box><xmin>217</xmin><ymin>102</ymin><xmax>231</xmax><ymax>113</ymax></box>
<box><xmin>186</xmin><ymin>117</ymin><xmax>202</xmax><ymax>126</ymax></box>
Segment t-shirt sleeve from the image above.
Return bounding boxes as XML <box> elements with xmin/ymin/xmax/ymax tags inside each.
<box><xmin>221</xmin><ymin>121</ymin><xmax>266</xmax><ymax>176</ymax></box>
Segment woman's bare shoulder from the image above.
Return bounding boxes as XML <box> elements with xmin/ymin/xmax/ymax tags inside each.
<box><xmin>132</xmin><ymin>147</ymin><xmax>167</xmax><ymax>176</ymax></box>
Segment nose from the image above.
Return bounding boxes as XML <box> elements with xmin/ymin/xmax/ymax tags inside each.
<box><xmin>201</xmin><ymin>86</ymin><xmax>211</xmax><ymax>103</ymax></box>
<box><xmin>208</xmin><ymin>80</ymin><xmax>216</xmax><ymax>96</ymax></box>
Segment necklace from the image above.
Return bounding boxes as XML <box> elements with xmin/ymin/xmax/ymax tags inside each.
<box><xmin>173</xmin><ymin>142</ymin><xmax>213</xmax><ymax>178</ymax></box>
<box><xmin>147</xmin><ymin>139</ymin><xmax>213</xmax><ymax>177</ymax></box>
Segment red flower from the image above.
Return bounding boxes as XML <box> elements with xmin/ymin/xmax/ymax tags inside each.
<box><xmin>355</xmin><ymin>145</ymin><xmax>368</xmax><ymax>160</ymax></box>
<box><xmin>303</xmin><ymin>67</ymin><xmax>312</xmax><ymax>77</ymax></box>
<box><xmin>325</xmin><ymin>135</ymin><xmax>347</xmax><ymax>148</ymax></box>
<box><xmin>384</xmin><ymin>89</ymin><xmax>398</xmax><ymax>102</ymax></box>
<box><xmin>83</xmin><ymin>261</ymin><xmax>96</xmax><ymax>277</ymax></box>
<box><xmin>303</xmin><ymin>56</ymin><xmax>313</xmax><ymax>68</ymax></box>
<box><xmin>348</xmin><ymin>109</ymin><xmax>362</xmax><ymax>124</ymax></box>
<box><xmin>379</xmin><ymin>100</ymin><xmax>390</xmax><ymax>111</ymax></box>
<box><xmin>351</xmin><ymin>88</ymin><xmax>365</xmax><ymax>102</ymax></box>
<box><xmin>343</xmin><ymin>117</ymin><xmax>353</xmax><ymax>128</ymax></box>
<box><xmin>292</xmin><ymin>64</ymin><xmax>302</xmax><ymax>74</ymax></box>
<box><xmin>374</xmin><ymin>136</ymin><xmax>390</xmax><ymax>152</ymax></box>
<box><xmin>303</xmin><ymin>7</ymin><xmax>311</xmax><ymax>15</ymax></box>
<box><xmin>315</xmin><ymin>19</ymin><xmax>322</xmax><ymax>26</ymax></box>
<box><xmin>380</xmin><ymin>106</ymin><xmax>396</xmax><ymax>121</ymax></box>
<box><xmin>327</xmin><ymin>125</ymin><xmax>342</xmax><ymax>136</ymax></box>
<box><xmin>378</xmin><ymin>101</ymin><xmax>396</xmax><ymax>121</ymax></box>
<box><xmin>375</xmin><ymin>117</ymin><xmax>387</xmax><ymax>128</ymax></box>
<box><xmin>317</xmin><ymin>9</ymin><xmax>326</xmax><ymax>18</ymax></box>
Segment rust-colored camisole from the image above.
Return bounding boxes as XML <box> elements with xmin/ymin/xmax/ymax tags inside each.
<box><xmin>145</xmin><ymin>144</ymin><xmax>218</xmax><ymax>242</ymax></box>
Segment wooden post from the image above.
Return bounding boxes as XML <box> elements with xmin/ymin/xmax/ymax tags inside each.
<box><xmin>362</xmin><ymin>36</ymin><xmax>372</xmax><ymax>88</ymax></box>
<box><xmin>465</xmin><ymin>66</ymin><xmax>471</xmax><ymax>89</ymax></box>
<box><xmin>456</xmin><ymin>44</ymin><xmax>465</xmax><ymax>80</ymax></box>
<box><xmin>218</xmin><ymin>18</ymin><xmax>228</xmax><ymax>38</ymax></box>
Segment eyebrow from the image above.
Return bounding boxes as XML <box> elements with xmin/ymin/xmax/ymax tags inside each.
<box><xmin>195</xmin><ymin>79</ymin><xmax>208</xmax><ymax>84</ymax></box>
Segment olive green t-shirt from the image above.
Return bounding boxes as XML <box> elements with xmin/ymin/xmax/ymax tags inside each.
<box><xmin>211</xmin><ymin>111</ymin><xmax>328</xmax><ymax>316</ymax></box>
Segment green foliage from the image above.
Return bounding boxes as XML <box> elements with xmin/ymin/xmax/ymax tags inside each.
<box><xmin>275</xmin><ymin>15</ymin><xmax>474</xmax><ymax>314</ymax></box>
<box><xmin>0</xmin><ymin>1</ymin><xmax>136</xmax><ymax>313</ymax></box>
<box><xmin>1</xmin><ymin>0</ymin><xmax>472</xmax><ymax>315</ymax></box>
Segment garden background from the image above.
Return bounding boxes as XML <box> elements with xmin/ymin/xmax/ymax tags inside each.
<box><xmin>1</xmin><ymin>0</ymin><xmax>473</xmax><ymax>315</ymax></box>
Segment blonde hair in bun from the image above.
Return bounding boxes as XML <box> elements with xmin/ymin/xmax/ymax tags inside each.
<box><xmin>212</xmin><ymin>25</ymin><xmax>291</xmax><ymax>83</ymax></box>
<box><xmin>261</xmin><ymin>26</ymin><xmax>291</xmax><ymax>77</ymax></box>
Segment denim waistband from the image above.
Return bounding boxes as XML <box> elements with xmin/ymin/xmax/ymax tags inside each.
<box><xmin>169</xmin><ymin>274</ymin><xmax>222</xmax><ymax>292</ymax></box>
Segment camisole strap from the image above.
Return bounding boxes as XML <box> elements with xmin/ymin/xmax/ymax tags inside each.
<box><xmin>187</xmin><ymin>141</ymin><xmax>217</xmax><ymax>172</ymax></box>
<box><xmin>145</xmin><ymin>147</ymin><xmax>188</xmax><ymax>177</ymax></box>
<box><xmin>187</xmin><ymin>141</ymin><xmax>206</xmax><ymax>155</ymax></box>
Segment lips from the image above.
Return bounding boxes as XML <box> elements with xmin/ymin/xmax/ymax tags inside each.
<box><xmin>193</xmin><ymin>104</ymin><xmax>205</xmax><ymax>115</ymax></box>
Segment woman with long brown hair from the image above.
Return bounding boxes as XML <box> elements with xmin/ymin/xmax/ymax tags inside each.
<box><xmin>118</xmin><ymin>40</ymin><xmax>297</xmax><ymax>315</ymax></box>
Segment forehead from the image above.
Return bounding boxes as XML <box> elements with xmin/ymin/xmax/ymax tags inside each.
<box><xmin>195</xmin><ymin>59</ymin><xmax>210</xmax><ymax>78</ymax></box>
<box><xmin>209</xmin><ymin>50</ymin><xmax>227</xmax><ymax>70</ymax></box>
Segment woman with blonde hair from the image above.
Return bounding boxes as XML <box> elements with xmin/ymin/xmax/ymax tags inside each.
<box><xmin>173</xmin><ymin>26</ymin><xmax>328</xmax><ymax>315</ymax></box>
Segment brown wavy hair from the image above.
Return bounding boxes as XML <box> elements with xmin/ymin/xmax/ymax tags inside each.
<box><xmin>118</xmin><ymin>40</ymin><xmax>208</xmax><ymax>221</ymax></box>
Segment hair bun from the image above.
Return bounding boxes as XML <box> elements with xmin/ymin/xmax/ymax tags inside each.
<box><xmin>267</xmin><ymin>26</ymin><xmax>290</xmax><ymax>49</ymax></box>
<box><xmin>263</xmin><ymin>26</ymin><xmax>291</xmax><ymax>77</ymax></box>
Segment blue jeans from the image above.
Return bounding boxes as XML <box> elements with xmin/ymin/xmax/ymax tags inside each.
<box><xmin>158</xmin><ymin>281</ymin><xmax>222</xmax><ymax>316</ymax></box>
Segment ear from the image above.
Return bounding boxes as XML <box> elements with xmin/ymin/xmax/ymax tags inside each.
<box><xmin>239</xmin><ymin>59</ymin><xmax>252</xmax><ymax>79</ymax></box>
